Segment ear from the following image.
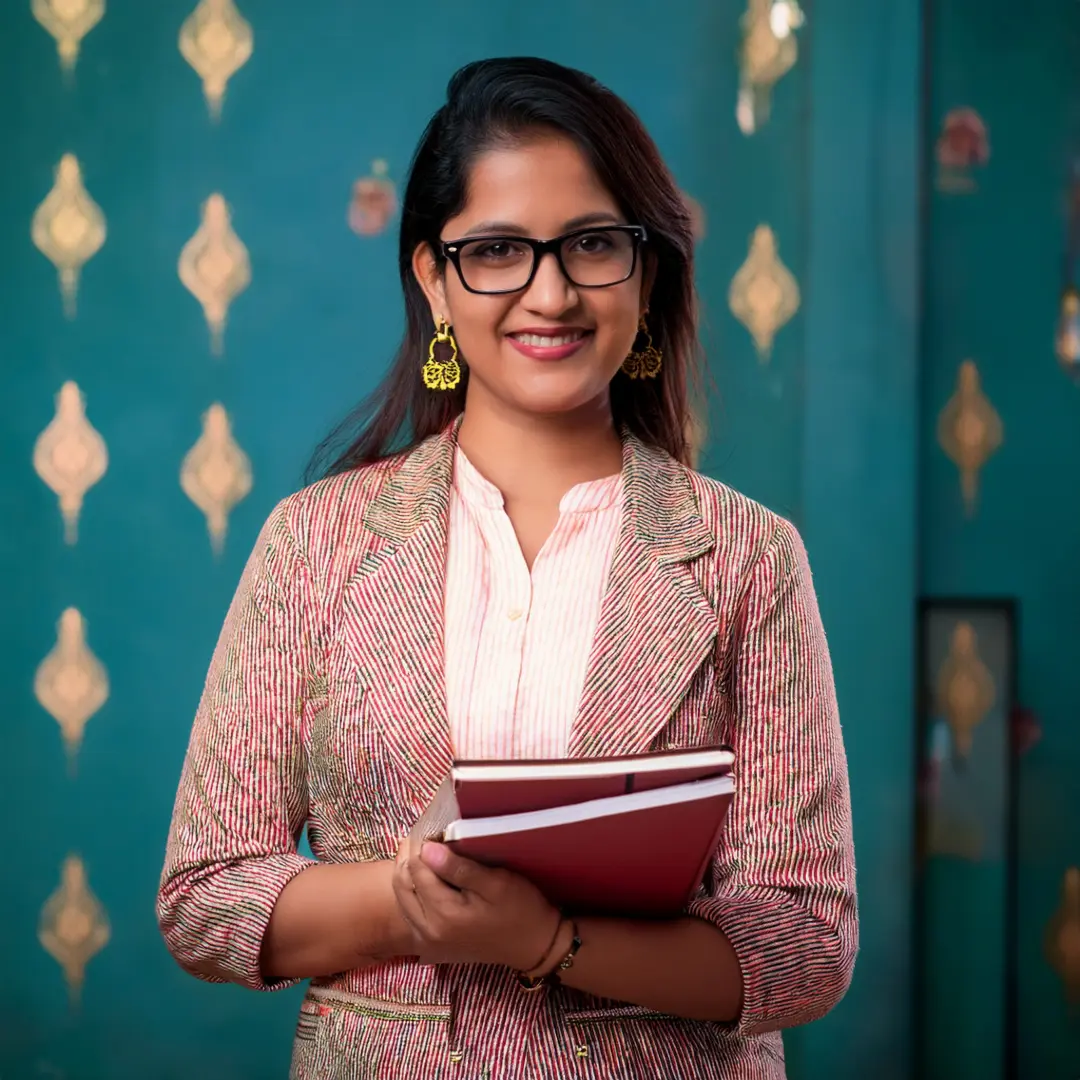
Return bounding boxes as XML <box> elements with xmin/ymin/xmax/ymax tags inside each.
<box><xmin>412</xmin><ymin>242</ymin><xmax>449</xmax><ymax>324</ymax></box>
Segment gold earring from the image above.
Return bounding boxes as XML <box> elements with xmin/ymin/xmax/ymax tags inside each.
<box><xmin>622</xmin><ymin>316</ymin><xmax>662</xmax><ymax>379</ymax></box>
<box><xmin>422</xmin><ymin>317</ymin><xmax>462</xmax><ymax>391</ymax></box>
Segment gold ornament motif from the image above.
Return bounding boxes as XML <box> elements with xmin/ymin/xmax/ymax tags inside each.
<box><xmin>33</xmin><ymin>381</ymin><xmax>108</xmax><ymax>545</ymax></box>
<box><xmin>622</xmin><ymin>318</ymin><xmax>662</xmax><ymax>379</ymax></box>
<box><xmin>937</xmin><ymin>360</ymin><xmax>1003</xmax><ymax>517</ymax></box>
<box><xmin>1046</xmin><ymin>867</ymin><xmax>1080</xmax><ymax>1005</ymax></box>
<box><xmin>34</xmin><ymin>608</ymin><xmax>109</xmax><ymax>773</ymax></box>
<box><xmin>178</xmin><ymin>0</ymin><xmax>253</xmax><ymax>121</ymax></box>
<box><xmin>178</xmin><ymin>193</ymin><xmax>251</xmax><ymax>356</ymax></box>
<box><xmin>737</xmin><ymin>0</ymin><xmax>805</xmax><ymax>135</ymax></box>
<box><xmin>934</xmin><ymin>621</ymin><xmax>995</xmax><ymax>758</ymax></box>
<box><xmin>181</xmin><ymin>403</ymin><xmax>252</xmax><ymax>554</ymax></box>
<box><xmin>422</xmin><ymin>320</ymin><xmax>462</xmax><ymax>391</ymax></box>
<box><xmin>729</xmin><ymin>224</ymin><xmax>800</xmax><ymax>360</ymax></box>
<box><xmin>32</xmin><ymin>0</ymin><xmax>105</xmax><ymax>73</ymax></box>
<box><xmin>39</xmin><ymin>854</ymin><xmax>110</xmax><ymax>1008</ymax></box>
<box><xmin>32</xmin><ymin>154</ymin><xmax>106</xmax><ymax>318</ymax></box>
<box><xmin>1056</xmin><ymin>286</ymin><xmax>1080</xmax><ymax>380</ymax></box>
<box><xmin>348</xmin><ymin>160</ymin><xmax>398</xmax><ymax>237</ymax></box>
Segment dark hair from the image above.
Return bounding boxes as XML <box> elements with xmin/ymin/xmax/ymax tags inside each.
<box><xmin>308</xmin><ymin>56</ymin><xmax>700</xmax><ymax>481</ymax></box>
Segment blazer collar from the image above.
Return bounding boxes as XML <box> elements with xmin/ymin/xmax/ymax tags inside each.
<box><xmin>362</xmin><ymin>418</ymin><xmax>714</xmax><ymax>565</ymax></box>
<box><xmin>341</xmin><ymin>418</ymin><xmax>718</xmax><ymax>815</ymax></box>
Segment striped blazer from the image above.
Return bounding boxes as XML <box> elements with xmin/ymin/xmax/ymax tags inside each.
<box><xmin>157</xmin><ymin>422</ymin><xmax>858</xmax><ymax>1080</ymax></box>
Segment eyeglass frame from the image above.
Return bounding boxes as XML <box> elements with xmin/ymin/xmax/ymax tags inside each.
<box><xmin>440</xmin><ymin>224</ymin><xmax>648</xmax><ymax>296</ymax></box>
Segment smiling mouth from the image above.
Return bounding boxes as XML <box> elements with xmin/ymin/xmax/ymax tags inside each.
<box><xmin>507</xmin><ymin>330</ymin><xmax>591</xmax><ymax>347</ymax></box>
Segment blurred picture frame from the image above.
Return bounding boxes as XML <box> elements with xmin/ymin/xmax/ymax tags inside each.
<box><xmin>913</xmin><ymin>597</ymin><xmax>1019</xmax><ymax>1080</ymax></box>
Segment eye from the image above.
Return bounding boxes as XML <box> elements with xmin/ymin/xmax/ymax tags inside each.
<box><xmin>465</xmin><ymin>239</ymin><xmax>527</xmax><ymax>261</ymax></box>
<box><xmin>568</xmin><ymin>231</ymin><xmax>616</xmax><ymax>255</ymax></box>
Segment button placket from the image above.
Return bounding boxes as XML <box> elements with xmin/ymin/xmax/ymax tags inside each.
<box><xmin>481</xmin><ymin>506</ymin><xmax>531</xmax><ymax>757</ymax></box>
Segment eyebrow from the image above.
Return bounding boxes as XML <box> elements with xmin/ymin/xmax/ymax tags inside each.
<box><xmin>456</xmin><ymin>212</ymin><xmax>625</xmax><ymax>238</ymax></box>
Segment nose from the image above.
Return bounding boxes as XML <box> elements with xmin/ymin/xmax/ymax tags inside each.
<box><xmin>521</xmin><ymin>250</ymin><xmax>578</xmax><ymax>316</ymax></box>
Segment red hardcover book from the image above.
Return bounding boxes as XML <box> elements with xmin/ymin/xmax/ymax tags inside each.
<box><xmin>411</xmin><ymin>747</ymin><xmax>735</xmax><ymax>917</ymax></box>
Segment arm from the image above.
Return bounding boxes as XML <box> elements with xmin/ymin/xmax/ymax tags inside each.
<box><xmin>260</xmin><ymin>861</ymin><xmax>415</xmax><ymax>978</ymax></box>
<box><xmin>680</xmin><ymin>517</ymin><xmax>857</xmax><ymax>1033</ymax></box>
<box><xmin>403</xmin><ymin>843</ymin><xmax>743</xmax><ymax>1022</ymax></box>
<box><xmin>503</xmin><ymin>518</ymin><xmax>854</xmax><ymax>1027</ymax></box>
<box><xmin>156</xmin><ymin>503</ymin><xmax>409</xmax><ymax>988</ymax></box>
<box><xmin>536</xmin><ymin>913</ymin><xmax>743</xmax><ymax>1022</ymax></box>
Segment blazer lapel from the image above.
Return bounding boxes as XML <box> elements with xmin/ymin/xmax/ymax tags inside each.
<box><xmin>338</xmin><ymin>426</ymin><xmax>457</xmax><ymax>812</ymax></box>
<box><xmin>567</xmin><ymin>435</ymin><xmax>717</xmax><ymax>758</ymax></box>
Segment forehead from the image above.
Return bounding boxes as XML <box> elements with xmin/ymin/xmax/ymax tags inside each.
<box><xmin>448</xmin><ymin>134</ymin><xmax>620</xmax><ymax>236</ymax></box>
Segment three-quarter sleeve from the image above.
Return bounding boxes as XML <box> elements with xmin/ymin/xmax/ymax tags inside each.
<box><xmin>157</xmin><ymin>501</ymin><xmax>318</xmax><ymax>991</ymax></box>
<box><xmin>688</xmin><ymin>517</ymin><xmax>858</xmax><ymax>1035</ymax></box>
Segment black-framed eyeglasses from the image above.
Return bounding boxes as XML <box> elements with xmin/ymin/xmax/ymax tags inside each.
<box><xmin>441</xmin><ymin>225</ymin><xmax>647</xmax><ymax>295</ymax></box>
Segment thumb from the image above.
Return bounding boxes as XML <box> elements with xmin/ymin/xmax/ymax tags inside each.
<box><xmin>420</xmin><ymin>843</ymin><xmax>489</xmax><ymax>894</ymax></box>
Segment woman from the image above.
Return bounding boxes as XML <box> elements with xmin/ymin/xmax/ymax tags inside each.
<box><xmin>158</xmin><ymin>56</ymin><xmax>857</xmax><ymax>1079</ymax></box>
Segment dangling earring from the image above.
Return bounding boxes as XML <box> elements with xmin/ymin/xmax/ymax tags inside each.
<box><xmin>622</xmin><ymin>315</ymin><xmax>662</xmax><ymax>379</ymax></box>
<box><xmin>422</xmin><ymin>317</ymin><xmax>462</xmax><ymax>391</ymax></box>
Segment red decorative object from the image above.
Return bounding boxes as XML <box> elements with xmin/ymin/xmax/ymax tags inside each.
<box><xmin>935</xmin><ymin>108</ymin><xmax>990</xmax><ymax>194</ymax></box>
<box><xmin>1009</xmin><ymin>705</ymin><xmax>1041</xmax><ymax>757</ymax></box>
<box><xmin>348</xmin><ymin>160</ymin><xmax>397</xmax><ymax>237</ymax></box>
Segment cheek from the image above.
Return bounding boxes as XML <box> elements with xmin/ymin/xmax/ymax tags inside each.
<box><xmin>445</xmin><ymin>289</ymin><xmax>510</xmax><ymax>352</ymax></box>
<box><xmin>591</xmin><ymin>296</ymin><xmax>642</xmax><ymax>360</ymax></box>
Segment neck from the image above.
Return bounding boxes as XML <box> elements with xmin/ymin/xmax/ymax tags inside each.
<box><xmin>456</xmin><ymin>394</ymin><xmax>623</xmax><ymax>506</ymax></box>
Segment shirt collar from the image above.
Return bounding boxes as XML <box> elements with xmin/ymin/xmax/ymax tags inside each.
<box><xmin>452</xmin><ymin>446</ymin><xmax>623</xmax><ymax>514</ymax></box>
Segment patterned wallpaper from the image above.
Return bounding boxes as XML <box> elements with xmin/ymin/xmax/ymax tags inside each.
<box><xmin>27</xmin><ymin>0</ymin><xmax>262</xmax><ymax>1018</ymax></box>
<box><xmin>4</xmin><ymin>2</ymin><xmax>829</xmax><ymax>1077</ymax></box>
<box><xmin>13</xmin><ymin>2</ymin><xmax>1080</xmax><ymax>1079</ymax></box>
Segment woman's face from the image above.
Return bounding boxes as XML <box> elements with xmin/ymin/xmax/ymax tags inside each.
<box><xmin>414</xmin><ymin>133</ymin><xmax>649</xmax><ymax>420</ymax></box>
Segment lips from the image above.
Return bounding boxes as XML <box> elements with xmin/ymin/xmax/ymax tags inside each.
<box><xmin>506</xmin><ymin>328</ymin><xmax>593</xmax><ymax>361</ymax></box>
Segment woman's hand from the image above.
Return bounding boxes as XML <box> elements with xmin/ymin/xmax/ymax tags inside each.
<box><xmin>392</xmin><ymin>839</ymin><xmax>561</xmax><ymax>971</ymax></box>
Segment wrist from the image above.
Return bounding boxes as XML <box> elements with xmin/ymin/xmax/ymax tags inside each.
<box><xmin>514</xmin><ymin>908</ymin><xmax>562</xmax><ymax>975</ymax></box>
<box><xmin>522</xmin><ymin>916</ymin><xmax>574</xmax><ymax>980</ymax></box>
<box><xmin>371</xmin><ymin>860</ymin><xmax>417</xmax><ymax>958</ymax></box>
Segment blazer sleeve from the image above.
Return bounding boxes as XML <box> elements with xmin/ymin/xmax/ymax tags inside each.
<box><xmin>156</xmin><ymin>501</ymin><xmax>318</xmax><ymax>992</ymax></box>
<box><xmin>687</xmin><ymin>516</ymin><xmax>858</xmax><ymax>1035</ymax></box>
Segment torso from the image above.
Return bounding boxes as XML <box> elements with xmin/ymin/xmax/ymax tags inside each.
<box><xmin>287</xmin><ymin>428</ymin><xmax>791</xmax><ymax>1078</ymax></box>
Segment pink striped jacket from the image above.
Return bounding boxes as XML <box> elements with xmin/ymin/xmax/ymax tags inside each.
<box><xmin>157</xmin><ymin>422</ymin><xmax>857</xmax><ymax>1080</ymax></box>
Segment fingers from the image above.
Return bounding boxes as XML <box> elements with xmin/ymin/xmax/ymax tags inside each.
<box><xmin>420</xmin><ymin>843</ymin><xmax>499</xmax><ymax>897</ymax></box>
<box><xmin>409</xmin><ymin>849</ymin><xmax>470</xmax><ymax>910</ymax></box>
<box><xmin>394</xmin><ymin>843</ymin><xmax>470</xmax><ymax>940</ymax></box>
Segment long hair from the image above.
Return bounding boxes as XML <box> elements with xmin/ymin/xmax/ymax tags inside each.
<box><xmin>308</xmin><ymin>57</ymin><xmax>700</xmax><ymax>480</ymax></box>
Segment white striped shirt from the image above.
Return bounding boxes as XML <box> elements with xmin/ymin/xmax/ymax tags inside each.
<box><xmin>443</xmin><ymin>447</ymin><xmax>623</xmax><ymax>760</ymax></box>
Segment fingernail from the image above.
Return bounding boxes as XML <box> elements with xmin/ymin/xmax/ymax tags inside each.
<box><xmin>421</xmin><ymin>842</ymin><xmax>446</xmax><ymax>868</ymax></box>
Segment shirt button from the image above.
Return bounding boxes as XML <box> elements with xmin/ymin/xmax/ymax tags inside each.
<box><xmin>507</xmin><ymin>608</ymin><xmax>523</xmax><ymax>621</ymax></box>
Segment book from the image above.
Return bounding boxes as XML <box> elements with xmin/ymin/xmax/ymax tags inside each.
<box><xmin>410</xmin><ymin>746</ymin><xmax>735</xmax><ymax>917</ymax></box>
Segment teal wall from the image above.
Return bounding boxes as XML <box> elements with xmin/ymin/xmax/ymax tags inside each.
<box><xmin>0</xmin><ymin>2</ymin><xmax>924</xmax><ymax>1077</ymax></box>
<box><xmin>920</xmin><ymin>1</ymin><xmax>1080</xmax><ymax>1078</ymax></box>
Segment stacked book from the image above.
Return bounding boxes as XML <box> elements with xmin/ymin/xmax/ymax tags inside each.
<box><xmin>412</xmin><ymin>746</ymin><xmax>735</xmax><ymax>917</ymax></box>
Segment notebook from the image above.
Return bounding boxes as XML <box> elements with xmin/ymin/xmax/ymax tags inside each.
<box><xmin>410</xmin><ymin>746</ymin><xmax>735</xmax><ymax>917</ymax></box>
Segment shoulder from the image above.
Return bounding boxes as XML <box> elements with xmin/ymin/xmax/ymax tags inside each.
<box><xmin>681</xmin><ymin>465</ymin><xmax>804</xmax><ymax>570</ymax></box>
<box><xmin>259</xmin><ymin>454</ymin><xmax>403</xmax><ymax>573</ymax></box>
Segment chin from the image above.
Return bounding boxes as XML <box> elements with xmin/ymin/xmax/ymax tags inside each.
<box><xmin>507</xmin><ymin>377</ymin><xmax>611</xmax><ymax>418</ymax></box>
